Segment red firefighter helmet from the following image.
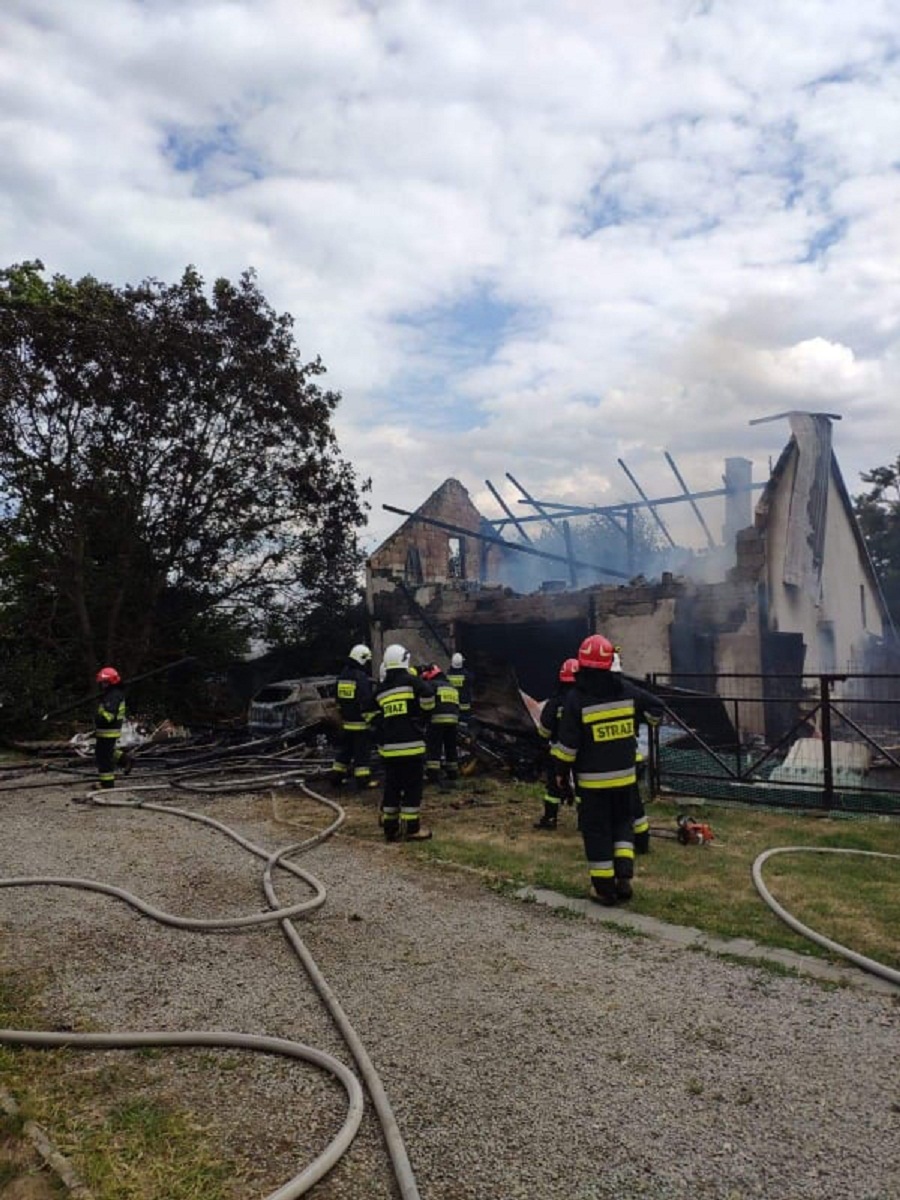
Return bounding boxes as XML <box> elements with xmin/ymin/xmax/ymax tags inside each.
<box><xmin>559</xmin><ymin>657</ymin><xmax>579</xmax><ymax>684</ymax></box>
<box><xmin>96</xmin><ymin>666</ymin><xmax>121</xmax><ymax>686</ymax></box>
<box><xmin>577</xmin><ymin>635</ymin><xmax>616</xmax><ymax>671</ymax></box>
<box><xmin>421</xmin><ymin>663</ymin><xmax>441</xmax><ymax>681</ymax></box>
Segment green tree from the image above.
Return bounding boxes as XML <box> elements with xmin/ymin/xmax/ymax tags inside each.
<box><xmin>854</xmin><ymin>456</ymin><xmax>900</xmax><ymax>628</ymax></box>
<box><xmin>0</xmin><ymin>260</ymin><xmax>368</xmax><ymax>719</ymax></box>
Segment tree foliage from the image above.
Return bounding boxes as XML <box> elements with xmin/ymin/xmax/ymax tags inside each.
<box><xmin>0</xmin><ymin>261</ymin><xmax>368</xmax><ymax>717</ymax></box>
<box><xmin>854</xmin><ymin>455</ymin><xmax>900</xmax><ymax>628</ymax></box>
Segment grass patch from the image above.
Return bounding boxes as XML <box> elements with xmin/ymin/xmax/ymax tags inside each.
<box><xmin>339</xmin><ymin>777</ymin><xmax>900</xmax><ymax>971</ymax></box>
<box><xmin>0</xmin><ymin>976</ymin><xmax>236</xmax><ymax>1200</ymax></box>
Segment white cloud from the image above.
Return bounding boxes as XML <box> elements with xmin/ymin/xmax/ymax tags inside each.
<box><xmin>2</xmin><ymin>0</ymin><xmax>900</xmax><ymax>552</ymax></box>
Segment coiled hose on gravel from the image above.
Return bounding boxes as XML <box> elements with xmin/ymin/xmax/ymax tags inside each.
<box><xmin>752</xmin><ymin>845</ymin><xmax>900</xmax><ymax>988</ymax></box>
<box><xmin>0</xmin><ymin>761</ymin><xmax>425</xmax><ymax>1199</ymax></box>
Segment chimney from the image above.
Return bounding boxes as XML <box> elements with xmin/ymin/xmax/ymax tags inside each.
<box><xmin>723</xmin><ymin>457</ymin><xmax>753</xmax><ymax>550</ymax></box>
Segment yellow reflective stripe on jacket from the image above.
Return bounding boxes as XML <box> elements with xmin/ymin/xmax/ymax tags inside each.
<box><xmin>380</xmin><ymin>743</ymin><xmax>426</xmax><ymax>758</ymax></box>
<box><xmin>577</xmin><ymin>768</ymin><xmax>636</xmax><ymax>788</ymax></box>
<box><xmin>95</xmin><ymin>730</ymin><xmax>121</xmax><ymax>739</ymax></box>
<box><xmin>551</xmin><ymin>744</ymin><xmax>577</xmax><ymax>764</ymax></box>
<box><xmin>582</xmin><ymin>702</ymin><xmax>634</xmax><ymax>721</ymax></box>
<box><xmin>581</xmin><ymin>699</ymin><xmax>634</xmax><ymax>747</ymax></box>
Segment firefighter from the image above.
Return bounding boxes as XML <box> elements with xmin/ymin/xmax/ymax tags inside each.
<box><xmin>610</xmin><ymin>647</ymin><xmax>651</xmax><ymax>854</ymax></box>
<box><xmin>533</xmin><ymin>657</ymin><xmax>579</xmax><ymax>830</ymax></box>
<box><xmin>421</xmin><ymin>663</ymin><xmax>460</xmax><ymax>785</ymax></box>
<box><xmin>94</xmin><ymin>666</ymin><xmax>128</xmax><ymax>790</ymax></box>
<box><xmin>446</xmin><ymin>652</ymin><xmax>473</xmax><ymax>724</ymax></box>
<box><xmin>552</xmin><ymin>634</ymin><xmax>662</xmax><ymax>906</ymax></box>
<box><xmin>330</xmin><ymin>644</ymin><xmax>379</xmax><ymax>791</ymax></box>
<box><xmin>373</xmin><ymin>643</ymin><xmax>436</xmax><ymax>841</ymax></box>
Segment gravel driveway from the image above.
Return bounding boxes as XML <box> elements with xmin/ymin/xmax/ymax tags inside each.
<box><xmin>0</xmin><ymin>774</ymin><xmax>898</xmax><ymax>1200</ymax></box>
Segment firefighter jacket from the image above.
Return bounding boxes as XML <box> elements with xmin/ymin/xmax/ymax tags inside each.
<box><xmin>536</xmin><ymin>684</ymin><xmax>574</xmax><ymax>741</ymax></box>
<box><xmin>446</xmin><ymin>667</ymin><xmax>472</xmax><ymax>714</ymax></box>
<box><xmin>373</xmin><ymin>669</ymin><xmax>436</xmax><ymax>758</ymax></box>
<box><xmin>551</xmin><ymin>672</ymin><xmax>662</xmax><ymax>791</ymax></box>
<box><xmin>95</xmin><ymin>685</ymin><xmax>126</xmax><ymax>739</ymax></box>
<box><xmin>336</xmin><ymin>661</ymin><xmax>378</xmax><ymax>731</ymax></box>
<box><xmin>429</xmin><ymin>673</ymin><xmax>460</xmax><ymax>725</ymax></box>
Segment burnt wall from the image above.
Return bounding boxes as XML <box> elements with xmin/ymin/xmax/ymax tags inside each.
<box><xmin>367</xmin><ymin>478</ymin><xmax>504</xmax><ymax>588</ymax></box>
<box><xmin>369</xmin><ymin>570</ymin><xmax>764</xmax><ymax>722</ymax></box>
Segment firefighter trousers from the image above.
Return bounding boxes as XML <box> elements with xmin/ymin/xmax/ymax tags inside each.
<box><xmin>94</xmin><ymin>735</ymin><xmax>121</xmax><ymax>789</ymax></box>
<box><xmin>425</xmin><ymin>723</ymin><xmax>459</xmax><ymax>781</ymax></box>
<box><xmin>577</xmin><ymin>784</ymin><xmax>635</xmax><ymax>900</ymax></box>
<box><xmin>381</xmin><ymin>755</ymin><xmax>425</xmax><ymax>840</ymax></box>
<box><xmin>331</xmin><ymin>727</ymin><xmax>374</xmax><ymax>785</ymax></box>
<box><xmin>629</xmin><ymin>781</ymin><xmax>650</xmax><ymax>852</ymax></box>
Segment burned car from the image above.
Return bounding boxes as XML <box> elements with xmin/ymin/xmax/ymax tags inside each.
<box><xmin>247</xmin><ymin>676</ymin><xmax>340</xmax><ymax>738</ymax></box>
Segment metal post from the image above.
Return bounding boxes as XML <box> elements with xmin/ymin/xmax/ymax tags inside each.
<box><xmin>820</xmin><ymin>675</ymin><xmax>835</xmax><ymax>810</ymax></box>
<box><xmin>648</xmin><ymin>674</ymin><xmax>660</xmax><ymax>798</ymax></box>
<box><xmin>733</xmin><ymin>699</ymin><xmax>742</xmax><ymax>779</ymax></box>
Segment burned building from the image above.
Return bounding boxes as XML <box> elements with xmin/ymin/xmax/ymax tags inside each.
<box><xmin>366</xmin><ymin>415</ymin><xmax>895</xmax><ymax>732</ymax></box>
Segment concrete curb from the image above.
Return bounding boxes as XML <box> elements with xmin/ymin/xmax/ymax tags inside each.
<box><xmin>516</xmin><ymin>886</ymin><xmax>900</xmax><ymax>997</ymax></box>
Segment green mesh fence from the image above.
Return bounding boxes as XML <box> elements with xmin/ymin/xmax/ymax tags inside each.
<box><xmin>657</xmin><ymin>743</ymin><xmax>900</xmax><ymax>816</ymax></box>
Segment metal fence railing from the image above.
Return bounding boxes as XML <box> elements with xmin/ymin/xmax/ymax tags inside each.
<box><xmin>646</xmin><ymin>672</ymin><xmax>900</xmax><ymax>816</ymax></box>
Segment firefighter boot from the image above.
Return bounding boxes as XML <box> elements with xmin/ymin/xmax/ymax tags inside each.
<box><xmin>533</xmin><ymin>801</ymin><xmax>558</xmax><ymax>830</ymax></box>
<box><xmin>402</xmin><ymin>817</ymin><xmax>433</xmax><ymax>842</ymax></box>
<box><xmin>615</xmin><ymin>878</ymin><xmax>633</xmax><ymax>902</ymax></box>
<box><xmin>589</xmin><ymin>880</ymin><xmax>617</xmax><ymax>908</ymax></box>
<box><xmin>381</xmin><ymin>815</ymin><xmax>400</xmax><ymax>843</ymax></box>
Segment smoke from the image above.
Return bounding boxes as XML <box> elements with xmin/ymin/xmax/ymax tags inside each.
<box><xmin>490</xmin><ymin>508</ymin><xmax>740</xmax><ymax>594</ymax></box>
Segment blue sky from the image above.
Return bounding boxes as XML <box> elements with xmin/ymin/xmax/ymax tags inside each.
<box><xmin>3</xmin><ymin>0</ymin><xmax>900</xmax><ymax>552</ymax></box>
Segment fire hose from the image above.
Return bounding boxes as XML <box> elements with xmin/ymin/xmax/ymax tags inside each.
<box><xmin>752</xmin><ymin>845</ymin><xmax>900</xmax><ymax>988</ymax></box>
<box><xmin>0</xmin><ymin>766</ymin><xmax>425</xmax><ymax>1199</ymax></box>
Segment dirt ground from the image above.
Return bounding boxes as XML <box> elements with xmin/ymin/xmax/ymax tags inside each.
<box><xmin>0</xmin><ymin>1126</ymin><xmax>65</xmax><ymax>1199</ymax></box>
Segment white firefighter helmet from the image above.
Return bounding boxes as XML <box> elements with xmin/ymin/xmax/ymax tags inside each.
<box><xmin>382</xmin><ymin>643</ymin><xmax>411</xmax><ymax>671</ymax></box>
<box><xmin>349</xmin><ymin>644</ymin><xmax>372</xmax><ymax>665</ymax></box>
<box><xmin>451</xmin><ymin>652</ymin><xmax>464</xmax><ymax>669</ymax></box>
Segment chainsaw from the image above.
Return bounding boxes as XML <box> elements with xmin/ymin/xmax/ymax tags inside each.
<box><xmin>676</xmin><ymin>814</ymin><xmax>715</xmax><ymax>845</ymax></box>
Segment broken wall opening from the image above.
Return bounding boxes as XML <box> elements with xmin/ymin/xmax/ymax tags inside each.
<box><xmin>458</xmin><ymin>616</ymin><xmax>590</xmax><ymax>701</ymax></box>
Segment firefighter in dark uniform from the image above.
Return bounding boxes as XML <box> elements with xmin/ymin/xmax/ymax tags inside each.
<box><xmin>421</xmin><ymin>663</ymin><xmax>460</xmax><ymax>784</ymax></box>
<box><xmin>330</xmin><ymin>644</ymin><xmax>379</xmax><ymax>790</ymax></box>
<box><xmin>533</xmin><ymin>657</ymin><xmax>579</xmax><ymax>830</ymax></box>
<box><xmin>94</xmin><ymin>666</ymin><xmax>127</xmax><ymax>789</ymax></box>
<box><xmin>552</xmin><ymin>634</ymin><xmax>662</xmax><ymax>905</ymax></box>
<box><xmin>373</xmin><ymin>643</ymin><xmax>436</xmax><ymax>841</ymax></box>
<box><xmin>446</xmin><ymin>652</ymin><xmax>473</xmax><ymax>724</ymax></box>
<box><xmin>610</xmin><ymin>648</ymin><xmax>651</xmax><ymax>853</ymax></box>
